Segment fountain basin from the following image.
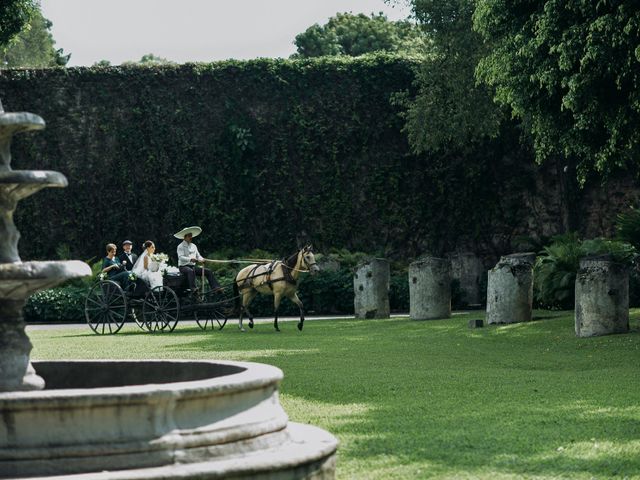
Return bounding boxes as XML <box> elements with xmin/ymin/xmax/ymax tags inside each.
<box><xmin>0</xmin><ymin>360</ymin><xmax>337</xmax><ymax>479</ymax></box>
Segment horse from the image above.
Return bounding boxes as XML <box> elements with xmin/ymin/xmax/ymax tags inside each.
<box><xmin>233</xmin><ymin>245</ymin><xmax>319</xmax><ymax>332</ymax></box>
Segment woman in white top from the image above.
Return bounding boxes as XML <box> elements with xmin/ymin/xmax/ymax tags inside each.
<box><xmin>132</xmin><ymin>240</ymin><xmax>164</xmax><ymax>289</ymax></box>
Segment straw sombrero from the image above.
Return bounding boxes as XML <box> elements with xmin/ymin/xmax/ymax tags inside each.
<box><xmin>174</xmin><ymin>226</ymin><xmax>202</xmax><ymax>239</ymax></box>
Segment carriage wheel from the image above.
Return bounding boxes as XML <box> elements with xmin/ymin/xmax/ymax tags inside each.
<box><xmin>195</xmin><ymin>288</ymin><xmax>232</xmax><ymax>331</ymax></box>
<box><xmin>142</xmin><ymin>286</ymin><xmax>180</xmax><ymax>332</ymax></box>
<box><xmin>85</xmin><ymin>280</ymin><xmax>128</xmax><ymax>335</ymax></box>
<box><xmin>194</xmin><ymin>306</ymin><xmax>228</xmax><ymax>331</ymax></box>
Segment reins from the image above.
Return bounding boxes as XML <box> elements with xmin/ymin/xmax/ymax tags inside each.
<box><xmin>201</xmin><ymin>258</ymin><xmax>273</xmax><ymax>265</ymax></box>
<box><xmin>201</xmin><ymin>256</ymin><xmax>314</xmax><ymax>274</ymax></box>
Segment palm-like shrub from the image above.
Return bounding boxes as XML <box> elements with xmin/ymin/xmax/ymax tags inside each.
<box><xmin>534</xmin><ymin>233</ymin><xmax>583</xmax><ymax>309</ymax></box>
<box><xmin>534</xmin><ymin>234</ymin><xmax>636</xmax><ymax>309</ymax></box>
<box><xmin>616</xmin><ymin>207</ymin><xmax>640</xmax><ymax>250</ymax></box>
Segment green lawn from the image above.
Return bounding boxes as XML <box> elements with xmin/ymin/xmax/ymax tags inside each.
<box><xmin>29</xmin><ymin>311</ymin><xmax>640</xmax><ymax>479</ymax></box>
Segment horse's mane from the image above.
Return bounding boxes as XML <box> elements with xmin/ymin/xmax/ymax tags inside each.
<box><xmin>284</xmin><ymin>250</ymin><xmax>298</xmax><ymax>269</ymax></box>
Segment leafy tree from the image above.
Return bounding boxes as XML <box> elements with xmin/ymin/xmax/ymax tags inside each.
<box><xmin>292</xmin><ymin>12</ymin><xmax>425</xmax><ymax>58</ymax></box>
<box><xmin>393</xmin><ymin>0</ymin><xmax>503</xmax><ymax>153</ymax></box>
<box><xmin>2</xmin><ymin>7</ymin><xmax>70</xmax><ymax>68</ymax></box>
<box><xmin>93</xmin><ymin>59</ymin><xmax>111</xmax><ymax>67</ymax></box>
<box><xmin>0</xmin><ymin>0</ymin><xmax>36</xmax><ymax>48</ymax></box>
<box><xmin>121</xmin><ymin>53</ymin><xmax>174</xmax><ymax>66</ymax></box>
<box><xmin>473</xmin><ymin>1</ymin><xmax>640</xmax><ymax>183</ymax></box>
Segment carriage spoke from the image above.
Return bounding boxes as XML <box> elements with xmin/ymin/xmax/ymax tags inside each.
<box><xmin>86</xmin><ymin>297</ymin><xmax>104</xmax><ymax>308</ymax></box>
<box><xmin>91</xmin><ymin>310</ymin><xmax>104</xmax><ymax>326</ymax></box>
<box><xmin>106</xmin><ymin>313</ymin><xmax>114</xmax><ymax>334</ymax></box>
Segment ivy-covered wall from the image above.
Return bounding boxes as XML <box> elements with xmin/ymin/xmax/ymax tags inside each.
<box><xmin>0</xmin><ymin>55</ymin><xmax>633</xmax><ymax>263</ymax></box>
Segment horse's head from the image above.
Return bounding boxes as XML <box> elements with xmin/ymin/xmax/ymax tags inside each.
<box><xmin>300</xmin><ymin>245</ymin><xmax>320</xmax><ymax>275</ymax></box>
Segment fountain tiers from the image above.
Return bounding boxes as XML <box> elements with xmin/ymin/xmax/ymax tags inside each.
<box><xmin>0</xmin><ymin>107</ymin><xmax>92</xmax><ymax>392</ymax></box>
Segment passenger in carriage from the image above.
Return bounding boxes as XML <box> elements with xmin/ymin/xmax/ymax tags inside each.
<box><xmin>101</xmin><ymin>243</ymin><xmax>131</xmax><ymax>288</ymax></box>
<box><xmin>132</xmin><ymin>240</ymin><xmax>164</xmax><ymax>289</ymax></box>
<box><xmin>118</xmin><ymin>239</ymin><xmax>137</xmax><ymax>271</ymax></box>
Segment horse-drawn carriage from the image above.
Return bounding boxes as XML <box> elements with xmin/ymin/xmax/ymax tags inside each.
<box><xmin>84</xmin><ymin>272</ymin><xmax>233</xmax><ymax>335</ymax></box>
<box><xmin>84</xmin><ymin>245</ymin><xmax>319</xmax><ymax>334</ymax></box>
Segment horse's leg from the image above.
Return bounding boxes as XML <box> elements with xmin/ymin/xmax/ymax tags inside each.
<box><xmin>238</xmin><ymin>291</ymin><xmax>245</xmax><ymax>331</ymax></box>
<box><xmin>289</xmin><ymin>292</ymin><xmax>305</xmax><ymax>331</ymax></box>
<box><xmin>244</xmin><ymin>290</ymin><xmax>257</xmax><ymax>329</ymax></box>
<box><xmin>273</xmin><ymin>293</ymin><xmax>282</xmax><ymax>332</ymax></box>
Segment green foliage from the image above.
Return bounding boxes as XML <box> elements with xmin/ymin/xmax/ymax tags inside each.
<box><xmin>1</xmin><ymin>6</ymin><xmax>69</xmax><ymax>68</ymax></box>
<box><xmin>0</xmin><ymin>0</ymin><xmax>36</xmax><ymax>49</ymax></box>
<box><xmin>616</xmin><ymin>206</ymin><xmax>640</xmax><ymax>250</ymax></box>
<box><xmin>534</xmin><ymin>233</ymin><xmax>636</xmax><ymax>309</ymax></box>
<box><xmin>535</xmin><ymin>233</ymin><xmax>585</xmax><ymax>309</ymax></box>
<box><xmin>24</xmin><ymin>286</ymin><xmax>86</xmax><ymax>322</ymax></box>
<box><xmin>121</xmin><ymin>53</ymin><xmax>174</xmax><ymax>66</ymax></box>
<box><xmin>0</xmin><ymin>55</ymin><xmax>536</xmax><ymax>262</ymax></box>
<box><xmin>292</xmin><ymin>12</ymin><xmax>425</xmax><ymax>58</ymax></box>
<box><xmin>399</xmin><ymin>0</ymin><xmax>503</xmax><ymax>153</ymax></box>
<box><xmin>474</xmin><ymin>0</ymin><xmax>640</xmax><ymax>183</ymax></box>
<box><xmin>30</xmin><ymin>312</ymin><xmax>640</xmax><ymax>478</ymax></box>
<box><xmin>389</xmin><ymin>273</ymin><xmax>409</xmax><ymax>311</ymax></box>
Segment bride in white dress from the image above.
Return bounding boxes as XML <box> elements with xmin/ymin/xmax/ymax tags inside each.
<box><xmin>132</xmin><ymin>240</ymin><xmax>164</xmax><ymax>289</ymax></box>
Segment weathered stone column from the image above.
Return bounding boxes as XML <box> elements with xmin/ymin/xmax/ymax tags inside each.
<box><xmin>575</xmin><ymin>257</ymin><xmax>629</xmax><ymax>337</ymax></box>
<box><xmin>354</xmin><ymin>258</ymin><xmax>390</xmax><ymax>319</ymax></box>
<box><xmin>409</xmin><ymin>257</ymin><xmax>451</xmax><ymax>320</ymax></box>
<box><xmin>486</xmin><ymin>253</ymin><xmax>535</xmax><ymax>325</ymax></box>
<box><xmin>448</xmin><ymin>252</ymin><xmax>484</xmax><ymax>306</ymax></box>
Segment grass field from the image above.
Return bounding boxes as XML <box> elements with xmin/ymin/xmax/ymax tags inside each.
<box><xmin>29</xmin><ymin>310</ymin><xmax>640</xmax><ymax>479</ymax></box>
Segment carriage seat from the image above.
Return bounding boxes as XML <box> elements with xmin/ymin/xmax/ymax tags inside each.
<box><xmin>163</xmin><ymin>272</ymin><xmax>186</xmax><ymax>289</ymax></box>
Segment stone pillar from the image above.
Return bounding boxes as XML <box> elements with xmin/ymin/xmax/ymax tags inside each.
<box><xmin>486</xmin><ymin>253</ymin><xmax>535</xmax><ymax>325</ymax></box>
<box><xmin>448</xmin><ymin>252</ymin><xmax>484</xmax><ymax>305</ymax></box>
<box><xmin>354</xmin><ymin>258</ymin><xmax>389</xmax><ymax>319</ymax></box>
<box><xmin>575</xmin><ymin>257</ymin><xmax>629</xmax><ymax>337</ymax></box>
<box><xmin>409</xmin><ymin>257</ymin><xmax>451</xmax><ymax>320</ymax></box>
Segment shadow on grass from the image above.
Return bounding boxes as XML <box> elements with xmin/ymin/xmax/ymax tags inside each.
<box><xmin>170</xmin><ymin>316</ymin><xmax>640</xmax><ymax>478</ymax></box>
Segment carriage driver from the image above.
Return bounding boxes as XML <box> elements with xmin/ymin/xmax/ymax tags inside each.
<box><xmin>175</xmin><ymin>226</ymin><xmax>222</xmax><ymax>294</ymax></box>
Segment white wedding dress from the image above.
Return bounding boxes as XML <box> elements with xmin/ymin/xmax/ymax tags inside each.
<box><xmin>132</xmin><ymin>251</ymin><xmax>164</xmax><ymax>289</ymax></box>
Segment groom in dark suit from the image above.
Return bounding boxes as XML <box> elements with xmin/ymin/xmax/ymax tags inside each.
<box><xmin>118</xmin><ymin>240</ymin><xmax>138</xmax><ymax>271</ymax></box>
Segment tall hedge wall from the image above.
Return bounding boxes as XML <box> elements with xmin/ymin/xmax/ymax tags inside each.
<box><xmin>0</xmin><ymin>55</ymin><xmax>544</xmax><ymax>261</ymax></box>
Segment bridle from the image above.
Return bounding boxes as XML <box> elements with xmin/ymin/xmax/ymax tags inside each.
<box><xmin>300</xmin><ymin>251</ymin><xmax>317</xmax><ymax>272</ymax></box>
<box><xmin>287</xmin><ymin>249</ymin><xmax>317</xmax><ymax>273</ymax></box>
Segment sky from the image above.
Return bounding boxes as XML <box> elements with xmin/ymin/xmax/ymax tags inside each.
<box><xmin>40</xmin><ymin>0</ymin><xmax>412</xmax><ymax>67</ymax></box>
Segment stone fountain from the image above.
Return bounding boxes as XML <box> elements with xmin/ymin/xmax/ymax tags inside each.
<box><xmin>0</xmin><ymin>104</ymin><xmax>337</xmax><ymax>478</ymax></box>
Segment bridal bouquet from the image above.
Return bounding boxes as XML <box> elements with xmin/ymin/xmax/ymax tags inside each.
<box><xmin>149</xmin><ymin>252</ymin><xmax>169</xmax><ymax>273</ymax></box>
<box><xmin>150</xmin><ymin>253</ymin><xmax>169</xmax><ymax>263</ymax></box>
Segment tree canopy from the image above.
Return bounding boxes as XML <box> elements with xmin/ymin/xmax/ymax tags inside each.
<box><xmin>2</xmin><ymin>6</ymin><xmax>70</xmax><ymax>68</ymax></box>
<box><xmin>396</xmin><ymin>0</ymin><xmax>503</xmax><ymax>154</ymax></box>
<box><xmin>0</xmin><ymin>0</ymin><xmax>36</xmax><ymax>49</ymax></box>
<box><xmin>473</xmin><ymin>1</ymin><xmax>640</xmax><ymax>183</ymax></box>
<box><xmin>120</xmin><ymin>53</ymin><xmax>175</xmax><ymax>66</ymax></box>
<box><xmin>292</xmin><ymin>12</ymin><xmax>425</xmax><ymax>58</ymax></box>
